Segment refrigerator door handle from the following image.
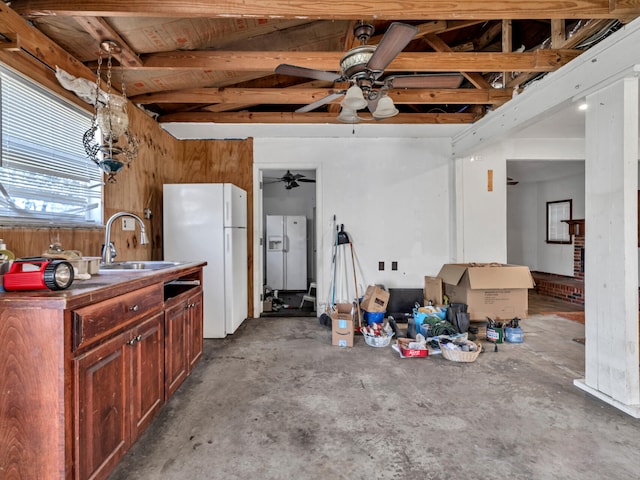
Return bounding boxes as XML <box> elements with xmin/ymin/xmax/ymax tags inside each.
<box><xmin>283</xmin><ymin>235</ymin><xmax>289</xmax><ymax>252</ymax></box>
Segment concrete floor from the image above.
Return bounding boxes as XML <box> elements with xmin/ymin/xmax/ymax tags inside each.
<box><xmin>108</xmin><ymin>314</ymin><xmax>639</xmax><ymax>480</ymax></box>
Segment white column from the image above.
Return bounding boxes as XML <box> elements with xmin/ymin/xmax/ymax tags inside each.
<box><xmin>574</xmin><ymin>76</ymin><xmax>640</xmax><ymax>417</ymax></box>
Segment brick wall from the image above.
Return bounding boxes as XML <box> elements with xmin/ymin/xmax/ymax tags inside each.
<box><xmin>573</xmin><ymin>235</ymin><xmax>585</xmax><ymax>281</ymax></box>
<box><xmin>534</xmin><ymin>273</ymin><xmax>585</xmax><ymax>306</ymax></box>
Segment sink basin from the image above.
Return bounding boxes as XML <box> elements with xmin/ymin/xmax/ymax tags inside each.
<box><xmin>99</xmin><ymin>261</ymin><xmax>184</xmax><ymax>271</ymax></box>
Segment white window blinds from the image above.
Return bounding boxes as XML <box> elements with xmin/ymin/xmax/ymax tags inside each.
<box><xmin>0</xmin><ymin>64</ymin><xmax>103</xmax><ymax>226</ymax></box>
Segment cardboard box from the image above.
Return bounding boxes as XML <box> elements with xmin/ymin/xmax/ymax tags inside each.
<box><xmin>360</xmin><ymin>285</ymin><xmax>390</xmax><ymax>313</ymax></box>
<box><xmin>424</xmin><ymin>276</ymin><xmax>443</xmax><ymax>305</ymax></box>
<box><xmin>437</xmin><ymin>263</ymin><xmax>535</xmax><ymax>320</ymax></box>
<box><xmin>331</xmin><ymin>303</ymin><xmax>354</xmax><ymax>347</ymax></box>
<box><xmin>262</xmin><ymin>299</ymin><xmax>273</xmax><ymax>312</ymax></box>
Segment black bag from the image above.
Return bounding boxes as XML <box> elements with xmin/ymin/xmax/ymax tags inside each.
<box><xmin>447</xmin><ymin>303</ymin><xmax>469</xmax><ymax>333</ymax></box>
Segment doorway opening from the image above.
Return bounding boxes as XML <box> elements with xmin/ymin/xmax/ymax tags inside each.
<box><xmin>260</xmin><ymin>168</ymin><xmax>317</xmax><ymax>317</ymax></box>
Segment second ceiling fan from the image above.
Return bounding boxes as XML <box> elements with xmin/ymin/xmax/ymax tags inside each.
<box><xmin>276</xmin><ymin>22</ymin><xmax>464</xmax><ymax>121</ymax></box>
<box><xmin>266</xmin><ymin>170</ymin><xmax>316</xmax><ymax>189</ymax></box>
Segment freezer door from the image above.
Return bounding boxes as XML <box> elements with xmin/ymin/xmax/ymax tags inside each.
<box><xmin>265</xmin><ymin>215</ymin><xmax>284</xmax><ymax>290</ymax></box>
<box><xmin>223</xmin><ymin>183</ymin><xmax>247</xmax><ymax>228</ymax></box>
<box><xmin>284</xmin><ymin>215</ymin><xmax>307</xmax><ymax>290</ymax></box>
<box><xmin>224</xmin><ymin>227</ymin><xmax>248</xmax><ymax>335</ymax></box>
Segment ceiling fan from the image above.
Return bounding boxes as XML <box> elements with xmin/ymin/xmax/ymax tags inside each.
<box><xmin>265</xmin><ymin>170</ymin><xmax>316</xmax><ymax>189</ymax></box>
<box><xmin>275</xmin><ymin>22</ymin><xmax>464</xmax><ymax>122</ymax></box>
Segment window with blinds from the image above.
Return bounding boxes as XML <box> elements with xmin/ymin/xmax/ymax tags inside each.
<box><xmin>0</xmin><ymin>64</ymin><xmax>103</xmax><ymax>226</ymax></box>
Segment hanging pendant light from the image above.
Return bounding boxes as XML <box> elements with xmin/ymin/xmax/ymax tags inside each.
<box><xmin>83</xmin><ymin>40</ymin><xmax>139</xmax><ymax>183</ymax></box>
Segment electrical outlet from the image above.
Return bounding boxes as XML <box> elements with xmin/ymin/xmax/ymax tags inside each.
<box><xmin>378</xmin><ymin>261</ymin><xmax>385</xmax><ymax>271</ymax></box>
<box><xmin>122</xmin><ymin>217</ymin><xmax>136</xmax><ymax>231</ymax></box>
<box><xmin>392</xmin><ymin>261</ymin><xmax>398</xmax><ymax>271</ymax></box>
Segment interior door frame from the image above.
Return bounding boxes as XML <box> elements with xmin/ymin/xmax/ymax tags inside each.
<box><xmin>252</xmin><ymin>164</ymin><xmax>322</xmax><ymax>318</ymax></box>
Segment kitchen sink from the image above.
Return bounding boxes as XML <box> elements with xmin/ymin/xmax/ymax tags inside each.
<box><xmin>99</xmin><ymin>260</ymin><xmax>185</xmax><ymax>271</ymax></box>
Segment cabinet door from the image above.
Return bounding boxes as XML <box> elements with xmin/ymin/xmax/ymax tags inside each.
<box><xmin>165</xmin><ymin>300</ymin><xmax>189</xmax><ymax>398</ymax></box>
<box><xmin>74</xmin><ymin>332</ymin><xmax>129</xmax><ymax>480</ymax></box>
<box><xmin>130</xmin><ymin>312</ymin><xmax>165</xmax><ymax>439</ymax></box>
<box><xmin>187</xmin><ymin>291</ymin><xmax>203</xmax><ymax>370</ymax></box>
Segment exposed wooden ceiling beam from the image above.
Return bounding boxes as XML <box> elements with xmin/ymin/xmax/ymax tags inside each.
<box><xmin>158</xmin><ymin>110</ymin><xmax>481</xmax><ymax>124</ymax></box>
<box><xmin>138</xmin><ymin>49</ymin><xmax>580</xmax><ymax>72</ymax></box>
<box><xmin>132</xmin><ymin>87</ymin><xmax>511</xmax><ymax>105</ymax></box>
<box><xmin>13</xmin><ymin>0</ymin><xmax>638</xmax><ymax>20</ymax></box>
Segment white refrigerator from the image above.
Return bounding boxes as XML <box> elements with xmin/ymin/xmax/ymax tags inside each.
<box><xmin>265</xmin><ymin>215</ymin><xmax>307</xmax><ymax>290</ymax></box>
<box><xmin>163</xmin><ymin>183</ymin><xmax>247</xmax><ymax>338</ymax></box>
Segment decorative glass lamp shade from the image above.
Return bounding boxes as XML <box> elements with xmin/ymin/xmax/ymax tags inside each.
<box><xmin>372</xmin><ymin>96</ymin><xmax>399</xmax><ymax>119</ymax></box>
<box><xmin>337</xmin><ymin>108</ymin><xmax>361</xmax><ymax>123</ymax></box>
<box><xmin>340</xmin><ymin>85</ymin><xmax>368</xmax><ymax>110</ymax></box>
<box><xmin>96</xmin><ymin>94</ymin><xmax>129</xmax><ymax>139</ymax></box>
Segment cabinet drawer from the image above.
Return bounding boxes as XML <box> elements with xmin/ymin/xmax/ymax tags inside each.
<box><xmin>73</xmin><ymin>284</ymin><xmax>163</xmax><ymax>351</ymax></box>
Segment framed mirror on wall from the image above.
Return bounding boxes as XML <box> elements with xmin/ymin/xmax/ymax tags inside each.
<box><xmin>547</xmin><ymin>199</ymin><xmax>572</xmax><ymax>244</ymax></box>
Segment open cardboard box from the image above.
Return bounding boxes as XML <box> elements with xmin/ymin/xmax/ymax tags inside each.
<box><xmin>437</xmin><ymin>263</ymin><xmax>535</xmax><ymax>320</ymax></box>
<box><xmin>331</xmin><ymin>303</ymin><xmax>354</xmax><ymax>347</ymax></box>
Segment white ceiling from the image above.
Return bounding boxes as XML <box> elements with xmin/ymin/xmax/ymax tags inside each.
<box><xmin>507</xmin><ymin>159</ymin><xmax>585</xmax><ymax>184</ymax></box>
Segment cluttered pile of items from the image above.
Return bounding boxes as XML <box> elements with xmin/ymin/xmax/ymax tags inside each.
<box><xmin>320</xmin><ymin>236</ymin><xmax>533</xmax><ymax>362</ymax></box>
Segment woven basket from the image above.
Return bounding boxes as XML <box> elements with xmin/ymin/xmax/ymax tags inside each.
<box><xmin>437</xmin><ymin>339</ymin><xmax>481</xmax><ymax>362</ymax></box>
<box><xmin>363</xmin><ymin>331</ymin><xmax>394</xmax><ymax>348</ymax></box>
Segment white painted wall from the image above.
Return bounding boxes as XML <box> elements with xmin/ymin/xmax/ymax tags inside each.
<box><xmin>536</xmin><ymin>173</ymin><xmax>585</xmax><ymax>275</ymax></box>
<box><xmin>507</xmin><ymin>168</ymin><xmax>585</xmax><ymax>275</ymax></box>
<box><xmin>254</xmin><ymin>137</ymin><xmax>454</xmax><ymax>305</ymax></box>
<box><xmin>507</xmin><ymin>181</ymin><xmax>539</xmax><ymax>268</ymax></box>
<box><xmin>455</xmin><ymin>147</ymin><xmax>508</xmax><ymax>263</ymax></box>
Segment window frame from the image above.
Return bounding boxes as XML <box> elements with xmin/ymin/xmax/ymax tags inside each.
<box><xmin>546</xmin><ymin>199</ymin><xmax>573</xmax><ymax>244</ymax></box>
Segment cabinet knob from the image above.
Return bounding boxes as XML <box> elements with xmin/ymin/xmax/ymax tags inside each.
<box><xmin>129</xmin><ymin>304</ymin><xmax>139</xmax><ymax>312</ymax></box>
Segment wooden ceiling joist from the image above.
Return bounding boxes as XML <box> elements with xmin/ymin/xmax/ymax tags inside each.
<box><xmin>72</xmin><ymin>16</ymin><xmax>142</xmax><ymax>67</ymax></box>
<box><xmin>13</xmin><ymin>0</ymin><xmax>638</xmax><ymax>20</ymax></box>
<box><xmin>158</xmin><ymin>110</ymin><xmax>481</xmax><ymax>124</ymax></box>
<box><xmin>138</xmin><ymin>49</ymin><xmax>580</xmax><ymax>72</ymax></box>
<box><xmin>132</xmin><ymin>87</ymin><xmax>511</xmax><ymax>106</ymax></box>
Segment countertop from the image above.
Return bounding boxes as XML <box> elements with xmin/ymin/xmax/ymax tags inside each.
<box><xmin>0</xmin><ymin>261</ymin><xmax>207</xmax><ymax>310</ymax></box>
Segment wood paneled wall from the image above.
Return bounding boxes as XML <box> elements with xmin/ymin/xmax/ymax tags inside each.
<box><xmin>164</xmin><ymin>139</ymin><xmax>255</xmax><ymax>315</ymax></box>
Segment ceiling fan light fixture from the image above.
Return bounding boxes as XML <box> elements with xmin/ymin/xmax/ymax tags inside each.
<box><xmin>372</xmin><ymin>95</ymin><xmax>399</xmax><ymax>119</ymax></box>
<box><xmin>340</xmin><ymin>85</ymin><xmax>368</xmax><ymax>110</ymax></box>
<box><xmin>337</xmin><ymin>107</ymin><xmax>361</xmax><ymax>123</ymax></box>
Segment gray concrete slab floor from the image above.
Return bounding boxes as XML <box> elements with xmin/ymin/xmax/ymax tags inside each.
<box><xmin>108</xmin><ymin>314</ymin><xmax>640</xmax><ymax>480</ymax></box>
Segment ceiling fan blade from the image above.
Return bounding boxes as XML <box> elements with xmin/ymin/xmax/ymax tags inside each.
<box><xmin>387</xmin><ymin>74</ymin><xmax>464</xmax><ymax>89</ymax></box>
<box><xmin>295</xmin><ymin>92</ymin><xmax>344</xmax><ymax>113</ymax></box>
<box><xmin>366</xmin><ymin>22</ymin><xmax>418</xmax><ymax>73</ymax></box>
<box><xmin>297</xmin><ymin>178</ymin><xmax>315</xmax><ymax>183</ymax></box>
<box><xmin>275</xmin><ymin>64</ymin><xmax>342</xmax><ymax>83</ymax></box>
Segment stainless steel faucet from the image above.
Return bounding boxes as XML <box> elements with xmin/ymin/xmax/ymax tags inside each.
<box><xmin>102</xmin><ymin>212</ymin><xmax>150</xmax><ymax>264</ymax></box>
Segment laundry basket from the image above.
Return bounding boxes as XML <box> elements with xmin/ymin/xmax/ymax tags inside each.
<box><xmin>363</xmin><ymin>331</ymin><xmax>394</xmax><ymax>348</ymax></box>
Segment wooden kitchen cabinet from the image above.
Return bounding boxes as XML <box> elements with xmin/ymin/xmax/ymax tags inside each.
<box><xmin>0</xmin><ymin>262</ymin><xmax>205</xmax><ymax>480</ymax></box>
<box><xmin>164</xmin><ymin>279</ymin><xmax>203</xmax><ymax>398</ymax></box>
<box><xmin>73</xmin><ymin>291</ymin><xmax>164</xmax><ymax>480</ymax></box>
